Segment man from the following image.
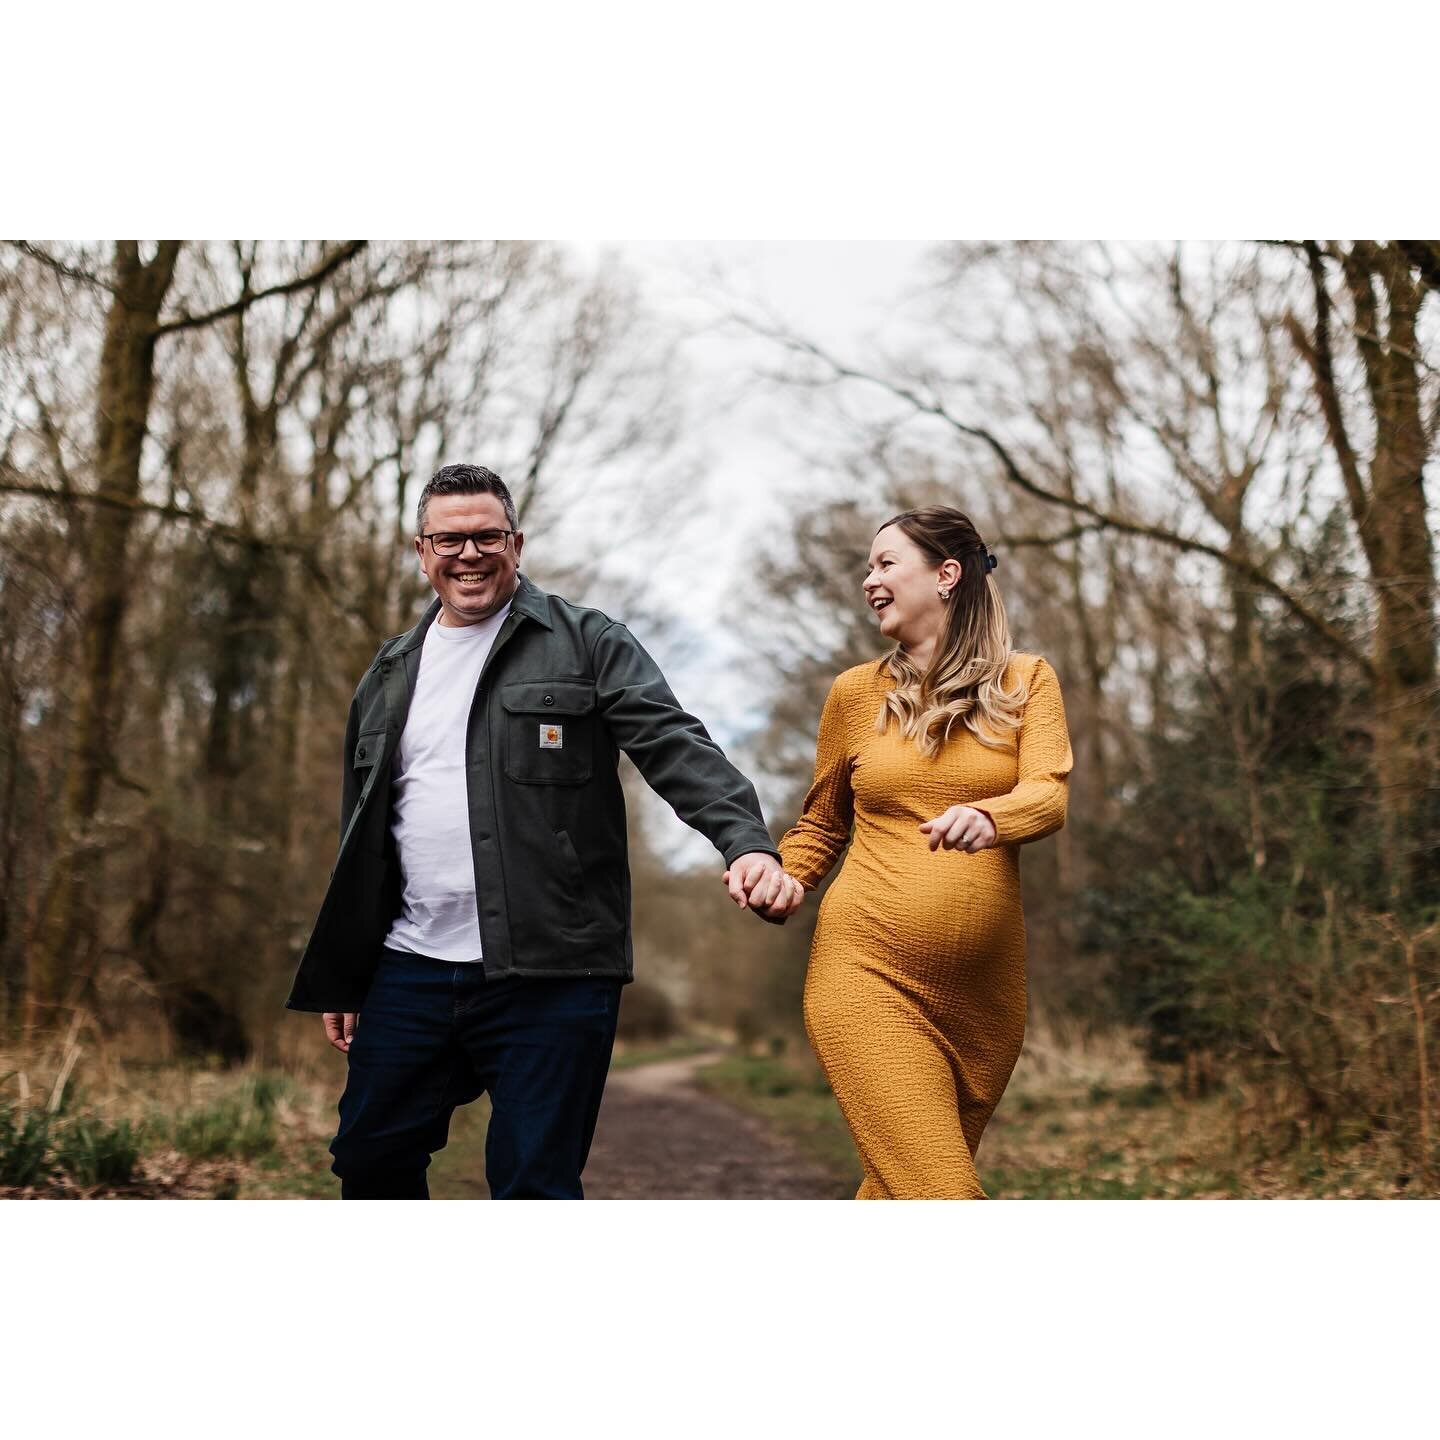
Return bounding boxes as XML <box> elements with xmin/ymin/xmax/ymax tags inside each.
<box><xmin>286</xmin><ymin>463</ymin><xmax>786</xmax><ymax>1198</ymax></box>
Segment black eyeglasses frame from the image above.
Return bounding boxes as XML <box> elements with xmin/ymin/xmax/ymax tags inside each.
<box><xmin>419</xmin><ymin>528</ymin><xmax>517</xmax><ymax>557</ymax></box>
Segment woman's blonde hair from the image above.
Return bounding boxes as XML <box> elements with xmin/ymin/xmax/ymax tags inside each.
<box><xmin>875</xmin><ymin>506</ymin><xmax>1028</xmax><ymax>757</ymax></box>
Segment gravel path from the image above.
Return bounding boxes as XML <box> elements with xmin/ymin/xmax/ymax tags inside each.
<box><xmin>580</xmin><ymin>1052</ymin><xmax>840</xmax><ymax>1199</ymax></box>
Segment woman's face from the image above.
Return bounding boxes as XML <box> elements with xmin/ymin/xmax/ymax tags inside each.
<box><xmin>863</xmin><ymin>524</ymin><xmax>950</xmax><ymax>648</ymax></box>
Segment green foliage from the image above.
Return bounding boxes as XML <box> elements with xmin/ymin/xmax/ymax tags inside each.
<box><xmin>247</xmin><ymin>1073</ymin><xmax>289</xmax><ymax>1116</ymax></box>
<box><xmin>50</xmin><ymin>1115</ymin><xmax>146</xmax><ymax>1188</ymax></box>
<box><xmin>170</xmin><ymin>1077</ymin><xmax>285</xmax><ymax>1160</ymax></box>
<box><xmin>1090</xmin><ymin>607</ymin><xmax>1369</xmax><ymax>1057</ymax></box>
<box><xmin>985</xmin><ymin>1164</ymin><xmax>1243</xmax><ymax>1200</ymax></box>
<box><xmin>694</xmin><ymin>1053</ymin><xmax>860</xmax><ymax>1195</ymax></box>
<box><xmin>1</xmin><ymin>1100</ymin><xmax>148</xmax><ymax>1189</ymax></box>
<box><xmin>171</xmin><ymin>1100</ymin><xmax>273</xmax><ymax>1159</ymax></box>
<box><xmin>0</xmin><ymin>1103</ymin><xmax>53</xmax><ymax>1187</ymax></box>
<box><xmin>1096</xmin><ymin>846</ymin><xmax>1440</xmax><ymax>1121</ymax></box>
<box><xmin>1082</xmin><ymin>604</ymin><xmax>1437</xmax><ymax>1152</ymax></box>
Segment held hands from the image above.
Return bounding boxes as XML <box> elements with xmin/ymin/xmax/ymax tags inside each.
<box><xmin>722</xmin><ymin>851</ymin><xmax>806</xmax><ymax>924</ymax></box>
<box><xmin>919</xmin><ymin>805</ymin><xmax>998</xmax><ymax>853</ymax></box>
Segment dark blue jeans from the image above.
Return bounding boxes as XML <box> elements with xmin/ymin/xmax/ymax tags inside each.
<box><xmin>331</xmin><ymin>950</ymin><xmax>622</xmax><ymax>1199</ymax></box>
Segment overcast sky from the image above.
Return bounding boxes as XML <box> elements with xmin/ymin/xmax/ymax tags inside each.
<box><xmin>570</xmin><ymin>239</ymin><xmax>937</xmax><ymax>680</ymax></box>
<box><xmin>558</xmin><ymin>241</ymin><xmax>941</xmax><ymax>863</ymax></box>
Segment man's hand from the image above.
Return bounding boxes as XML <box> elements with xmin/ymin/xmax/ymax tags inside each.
<box><xmin>323</xmin><ymin>1012</ymin><xmax>358</xmax><ymax>1053</ymax></box>
<box><xmin>722</xmin><ymin>852</ymin><xmax>782</xmax><ymax>911</ymax></box>
<box><xmin>919</xmin><ymin>805</ymin><xmax>998</xmax><ymax>853</ymax></box>
<box><xmin>722</xmin><ymin>854</ymin><xmax>807</xmax><ymax>925</ymax></box>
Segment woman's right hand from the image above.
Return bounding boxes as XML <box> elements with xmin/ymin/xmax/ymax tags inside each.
<box><xmin>919</xmin><ymin>804</ymin><xmax>997</xmax><ymax>852</ymax></box>
<box><xmin>751</xmin><ymin>870</ymin><xmax>807</xmax><ymax>923</ymax></box>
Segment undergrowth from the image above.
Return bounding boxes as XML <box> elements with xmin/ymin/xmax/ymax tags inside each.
<box><xmin>0</xmin><ymin>1082</ymin><xmax>147</xmax><ymax>1191</ymax></box>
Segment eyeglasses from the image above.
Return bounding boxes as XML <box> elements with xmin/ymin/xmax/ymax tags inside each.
<box><xmin>420</xmin><ymin>529</ymin><xmax>516</xmax><ymax>557</ymax></box>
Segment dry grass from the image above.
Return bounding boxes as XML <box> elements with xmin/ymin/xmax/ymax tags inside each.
<box><xmin>698</xmin><ymin>1018</ymin><xmax>1434</xmax><ymax>1199</ymax></box>
<box><xmin>1</xmin><ymin>1030</ymin><xmax>726</xmax><ymax>1201</ymax></box>
<box><xmin>0</xmin><ymin>1028</ymin><xmax>342</xmax><ymax>1199</ymax></box>
<box><xmin>4</xmin><ymin>1016</ymin><xmax>1430</xmax><ymax>1200</ymax></box>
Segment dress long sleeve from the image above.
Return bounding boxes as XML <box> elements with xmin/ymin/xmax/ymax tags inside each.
<box><xmin>784</xmin><ymin>650</ymin><xmax>1070</xmax><ymax>1199</ymax></box>
<box><xmin>779</xmin><ymin>676</ymin><xmax>856</xmax><ymax>890</ymax></box>
<box><xmin>974</xmin><ymin>656</ymin><xmax>1072</xmax><ymax>846</ymax></box>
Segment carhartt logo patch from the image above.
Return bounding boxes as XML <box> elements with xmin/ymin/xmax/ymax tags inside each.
<box><xmin>539</xmin><ymin>723</ymin><xmax>564</xmax><ymax>749</ymax></box>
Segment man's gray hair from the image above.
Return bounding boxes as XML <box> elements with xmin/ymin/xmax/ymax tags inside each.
<box><xmin>416</xmin><ymin>463</ymin><xmax>520</xmax><ymax>535</ymax></box>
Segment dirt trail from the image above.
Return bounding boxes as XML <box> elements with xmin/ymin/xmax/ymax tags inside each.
<box><xmin>579</xmin><ymin>1051</ymin><xmax>840</xmax><ymax>1199</ymax></box>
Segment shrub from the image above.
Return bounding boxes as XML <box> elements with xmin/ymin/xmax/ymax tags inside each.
<box><xmin>247</xmin><ymin>1073</ymin><xmax>289</xmax><ymax>1116</ymax></box>
<box><xmin>171</xmin><ymin>1086</ymin><xmax>278</xmax><ymax>1160</ymax></box>
<box><xmin>51</xmin><ymin>1115</ymin><xmax>147</xmax><ymax>1188</ymax></box>
<box><xmin>0</xmin><ymin>1104</ymin><xmax>53</xmax><ymax>1188</ymax></box>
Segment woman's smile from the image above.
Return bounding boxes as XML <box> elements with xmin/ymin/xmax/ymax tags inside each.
<box><xmin>863</xmin><ymin>524</ymin><xmax>945</xmax><ymax>648</ymax></box>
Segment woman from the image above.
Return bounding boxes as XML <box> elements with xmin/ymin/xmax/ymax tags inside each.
<box><xmin>755</xmin><ymin>506</ymin><xmax>1072</xmax><ymax>1199</ymax></box>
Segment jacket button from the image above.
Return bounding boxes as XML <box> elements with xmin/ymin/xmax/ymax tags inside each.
<box><xmin>358</xmin><ymin>746</ymin><xmax>367</xmax><ymax>759</ymax></box>
<box><xmin>543</xmin><ymin>694</ymin><xmax>555</xmax><ymax>706</ymax></box>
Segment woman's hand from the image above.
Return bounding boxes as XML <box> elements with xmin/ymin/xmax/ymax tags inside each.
<box><xmin>755</xmin><ymin>870</ymin><xmax>807</xmax><ymax>922</ymax></box>
<box><xmin>724</xmin><ymin>865</ymin><xmax>807</xmax><ymax>922</ymax></box>
<box><xmin>919</xmin><ymin>805</ymin><xmax>997</xmax><ymax>853</ymax></box>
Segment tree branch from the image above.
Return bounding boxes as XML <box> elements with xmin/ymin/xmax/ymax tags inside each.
<box><xmin>152</xmin><ymin>241</ymin><xmax>368</xmax><ymax>338</ymax></box>
<box><xmin>738</xmin><ymin>315</ymin><xmax>1377</xmax><ymax>678</ymax></box>
<box><xmin>1289</xmin><ymin>242</ymin><xmax>1379</xmax><ymax>573</ymax></box>
<box><xmin>0</xmin><ymin>473</ymin><xmax>309</xmax><ymax>555</ymax></box>
<box><xmin>4</xmin><ymin>241</ymin><xmax>117</xmax><ymax>293</ymax></box>
<box><xmin>1004</xmin><ymin>522</ymin><xmax>1108</xmax><ymax>549</ymax></box>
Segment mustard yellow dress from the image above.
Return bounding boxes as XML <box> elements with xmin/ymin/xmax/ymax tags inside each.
<box><xmin>779</xmin><ymin>653</ymin><xmax>1072</xmax><ymax>1199</ymax></box>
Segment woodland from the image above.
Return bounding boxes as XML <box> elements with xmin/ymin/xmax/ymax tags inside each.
<box><xmin>1</xmin><ymin>240</ymin><xmax>1435</xmax><ymax>1196</ymax></box>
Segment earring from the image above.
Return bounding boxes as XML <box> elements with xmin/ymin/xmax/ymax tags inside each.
<box><xmin>938</xmin><ymin>587</ymin><xmax>951</xmax><ymax>600</ymax></box>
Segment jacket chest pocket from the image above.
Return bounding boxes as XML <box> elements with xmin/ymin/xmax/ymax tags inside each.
<box><xmin>351</xmin><ymin>731</ymin><xmax>385</xmax><ymax>777</ymax></box>
<box><xmin>353</xmin><ymin>731</ymin><xmax>385</xmax><ymax>771</ymax></box>
<box><xmin>501</xmin><ymin>680</ymin><xmax>595</xmax><ymax>785</ymax></box>
<box><xmin>352</xmin><ymin>729</ymin><xmax>388</xmax><ymax>808</ymax></box>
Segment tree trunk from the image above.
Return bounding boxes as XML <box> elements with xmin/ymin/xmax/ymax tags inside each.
<box><xmin>0</xmin><ymin>681</ymin><xmax>25</xmax><ymax>1032</ymax></box>
<box><xmin>29</xmin><ymin>241</ymin><xmax>182</xmax><ymax>1014</ymax></box>
<box><xmin>1299</xmin><ymin>241</ymin><xmax>1437</xmax><ymax>901</ymax></box>
<box><xmin>1226</xmin><ymin>530</ymin><xmax>1270</xmax><ymax>872</ymax></box>
<box><xmin>1366</xmin><ymin>274</ymin><xmax>1436</xmax><ymax>899</ymax></box>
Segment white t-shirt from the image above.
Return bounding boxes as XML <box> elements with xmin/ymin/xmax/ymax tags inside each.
<box><xmin>383</xmin><ymin>602</ymin><xmax>511</xmax><ymax>961</ymax></box>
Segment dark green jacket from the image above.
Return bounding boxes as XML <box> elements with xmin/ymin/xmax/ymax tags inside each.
<box><xmin>285</xmin><ymin>574</ymin><xmax>778</xmax><ymax>1012</ymax></box>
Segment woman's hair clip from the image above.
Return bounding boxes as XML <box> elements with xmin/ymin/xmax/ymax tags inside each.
<box><xmin>985</xmin><ymin>551</ymin><xmax>998</xmax><ymax>573</ymax></box>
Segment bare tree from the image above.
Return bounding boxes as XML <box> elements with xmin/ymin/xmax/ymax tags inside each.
<box><xmin>733</xmin><ymin>240</ymin><xmax>1436</xmax><ymax>897</ymax></box>
<box><xmin>1286</xmin><ymin>241</ymin><xmax>1438</xmax><ymax>895</ymax></box>
<box><xmin>0</xmin><ymin>239</ymin><xmax>685</xmax><ymax>1051</ymax></box>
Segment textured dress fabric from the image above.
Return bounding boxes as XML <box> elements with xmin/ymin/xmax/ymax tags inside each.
<box><xmin>779</xmin><ymin>652</ymin><xmax>1072</xmax><ymax>1199</ymax></box>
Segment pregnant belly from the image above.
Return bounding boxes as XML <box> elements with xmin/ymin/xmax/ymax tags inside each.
<box><xmin>818</xmin><ymin>842</ymin><xmax>1025</xmax><ymax>970</ymax></box>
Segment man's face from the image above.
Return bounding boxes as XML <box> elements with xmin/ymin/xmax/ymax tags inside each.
<box><xmin>416</xmin><ymin>492</ymin><xmax>524</xmax><ymax>626</ymax></box>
